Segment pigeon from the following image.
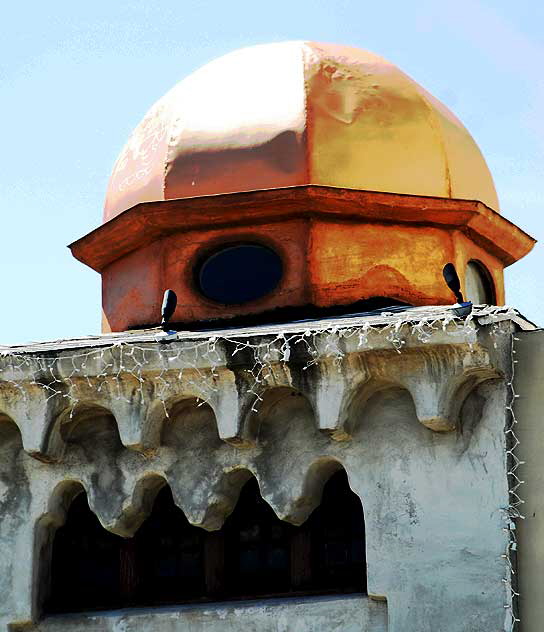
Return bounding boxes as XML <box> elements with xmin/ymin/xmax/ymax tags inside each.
<box><xmin>160</xmin><ymin>290</ymin><xmax>178</xmax><ymax>332</ymax></box>
<box><xmin>442</xmin><ymin>263</ymin><xmax>472</xmax><ymax>316</ymax></box>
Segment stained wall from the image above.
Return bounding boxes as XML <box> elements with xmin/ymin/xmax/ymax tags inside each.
<box><xmin>0</xmin><ymin>314</ymin><xmax>519</xmax><ymax>631</ymax></box>
<box><xmin>514</xmin><ymin>330</ymin><xmax>544</xmax><ymax>632</ymax></box>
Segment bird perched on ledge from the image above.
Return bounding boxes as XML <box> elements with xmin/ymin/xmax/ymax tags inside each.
<box><xmin>160</xmin><ymin>289</ymin><xmax>178</xmax><ymax>332</ymax></box>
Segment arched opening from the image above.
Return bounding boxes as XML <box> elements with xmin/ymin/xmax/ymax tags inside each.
<box><xmin>0</xmin><ymin>414</ymin><xmax>25</xmax><ymax>490</ymax></box>
<box><xmin>43</xmin><ymin>470</ymin><xmax>366</xmax><ymax>614</ymax></box>
<box><xmin>133</xmin><ymin>486</ymin><xmax>206</xmax><ymax>606</ymax></box>
<box><xmin>465</xmin><ymin>260</ymin><xmax>495</xmax><ymax>304</ymax></box>
<box><xmin>45</xmin><ymin>491</ymin><xmax>122</xmax><ymax>614</ymax></box>
<box><xmin>44</xmin><ymin>486</ymin><xmax>207</xmax><ymax>614</ymax></box>
<box><xmin>222</xmin><ymin>469</ymin><xmax>366</xmax><ymax>598</ymax></box>
<box><xmin>223</xmin><ymin>477</ymin><xmax>294</xmax><ymax>598</ymax></box>
<box><xmin>299</xmin><ymin>469</ymin><xmax>366</xmax><ymax>593</ymax></box>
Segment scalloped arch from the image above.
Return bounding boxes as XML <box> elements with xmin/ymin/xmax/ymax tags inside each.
<box><xmin>340</xmin><ymin>377</ymin><xmax>411</xmax><ymax>438</ymax></box>
<box><xmin>244</xmin><ymin>386</ymin><xmax>317</xmax><ymax>444</ymax></box>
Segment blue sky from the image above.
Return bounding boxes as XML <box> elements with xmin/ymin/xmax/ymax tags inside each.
<box><xmin>0</xmin><ymin>0</ymin><xmax>542</xmax><ymax>344</ymax></box>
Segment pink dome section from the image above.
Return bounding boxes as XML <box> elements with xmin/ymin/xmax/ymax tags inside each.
<box><xmin>104</xmin><ymin>41</ymin><xmax>499</xmax><ymax>222</ymax></box>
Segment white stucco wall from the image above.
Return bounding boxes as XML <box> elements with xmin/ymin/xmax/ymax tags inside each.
<box><xmin>0</xmin><ymin>314</ymin><xmax>516</xmax><ymax>632</ymax></box>
<box><xmin>515</xmin><ymin>330</ymin><xmax>544</xmax><ymax>632</ymax></box>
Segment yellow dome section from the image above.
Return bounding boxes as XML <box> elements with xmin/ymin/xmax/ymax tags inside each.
<box><xmin>305</xmin><ymin>43</ymin><xmax>499</xmax><ymax>209</ymax></box>
<box><xmin>104</xmin><ymin>41</ymin><xmax>499</xmax><ymax>221</ymax></box>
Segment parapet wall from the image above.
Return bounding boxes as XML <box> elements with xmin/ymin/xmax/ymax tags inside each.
<box><xmin>0</xmin><ymin>306</ymin><xmax>524</xmax><ymax>631</ymax></box>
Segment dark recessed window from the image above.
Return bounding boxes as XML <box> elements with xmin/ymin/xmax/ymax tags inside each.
<box><xmin>222</xmin><ymin>470</ymin><xmax>366</xmax><ymax>598</ymax></box>
<box><xmin>46</xmin><ymin>492</ymin><xmax>123</xmax><ymax>613</ymax></box>
<box><xmin>134</xmin><ymin>487</ymin><xmax>206</xmax><ymax>606</ymax></box>
<box><xmin>197</xmin><ymin>243</ymin><xmax>283</xmax><ymax>304</ymax></box>
<box><xmin>44</xmin><ymin>471</ymin><xmax>365</xmax><ymax>614</ymax></box>
<box><xmin>223</xmin><ymin>478</ymin><xmax>294</xmax><ymax>598</ymax></box>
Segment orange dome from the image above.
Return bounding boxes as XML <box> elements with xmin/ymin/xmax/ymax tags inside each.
<box><xmin>104</xmin><ymin>41</ymin><xmax>499</xmax><ymax>222</ymax></box>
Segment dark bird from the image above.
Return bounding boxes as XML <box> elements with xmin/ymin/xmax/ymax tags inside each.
<box><xmin>442</xmin><ymin>263</ymin><xmax>464</xmax><ymax>303</ymax></box>
<box><xmin>442</xmin><ymin>263</ymin><xmax>472</xmax><ymax>316</ymax></box>
<box><xmin>160</xmin><ymin>289</ymin><xmax>177</xmax><ymax>331</ymax></box>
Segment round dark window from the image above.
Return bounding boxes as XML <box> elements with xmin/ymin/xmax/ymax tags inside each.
<box><xmin>197</xmin><ymin>243</ymin><xmax>283</xmax><ymax>305</ymax></box>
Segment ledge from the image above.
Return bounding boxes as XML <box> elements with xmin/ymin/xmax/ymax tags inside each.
<box><xmin>0</xmin><ymin>305</ymin><xmax>534</xmax><ymax>355</ymax></box>
<box><xmin>69</xmin><ymin>186</ymin><xmax>535</xmax><ymax>272</ymax></box>
<box><xmin>0</xmin><ymin>305</ymin><xmax>523</xmax><ymax>479</ymax></box>
<box><xmin>10</xmin><ymin>594</ymin><xmax>388</xmax><ymax>632</ymax></box>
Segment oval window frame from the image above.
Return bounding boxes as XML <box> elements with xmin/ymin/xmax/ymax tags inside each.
<box><xmin>194</xmin><ymin>241</ymin><xmax>284</xmax><ymax>306</ymax></box>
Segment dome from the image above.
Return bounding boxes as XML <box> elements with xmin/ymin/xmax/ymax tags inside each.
<box><xmin>103</xmin><ymin>41</ymin><xmax>499</xmax><ymax>222</ymax></box>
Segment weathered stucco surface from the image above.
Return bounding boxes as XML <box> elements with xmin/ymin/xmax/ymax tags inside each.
<box><xmin>0</xmin><ymin>313</ymin><xmax>517</xmax><ymax>631</ymax></box>
<box><xmin>515</xmin><ymin>330</ymin><xmax>544</xmax><ymax>632</ymax></box>
<box><xmin>11</xmin><ymin>595</ymin><xmax>387</xmax><ymax>632</ymax></box>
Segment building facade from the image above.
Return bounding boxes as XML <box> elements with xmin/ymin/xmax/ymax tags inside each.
<box><xmin>0</xmin><ymin>42</ymin><xmax>541</xmax><ymax>632</ymax></box>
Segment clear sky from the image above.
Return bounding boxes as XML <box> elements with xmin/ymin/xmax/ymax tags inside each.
<box><xmin>1</xmin><ymin>0</ymin><xmax>542</xmax><ymax>344</ymax></box>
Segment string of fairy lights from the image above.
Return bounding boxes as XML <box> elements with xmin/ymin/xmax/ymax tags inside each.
<box><xmin>0</xmin><ymin>305</ymin><xmax>528</xmax><ymax>627</ymax></box>
<box><xmin>501</xmin><ymin>331</ymin><xmax>523</xmax><ymax>631</ymax></box>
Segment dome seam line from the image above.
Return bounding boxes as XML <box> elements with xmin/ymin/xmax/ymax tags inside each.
<box><xmin>414</xmin><ymin>87</ymin><xmax>453</xmax><ymax>198</ymax></box>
